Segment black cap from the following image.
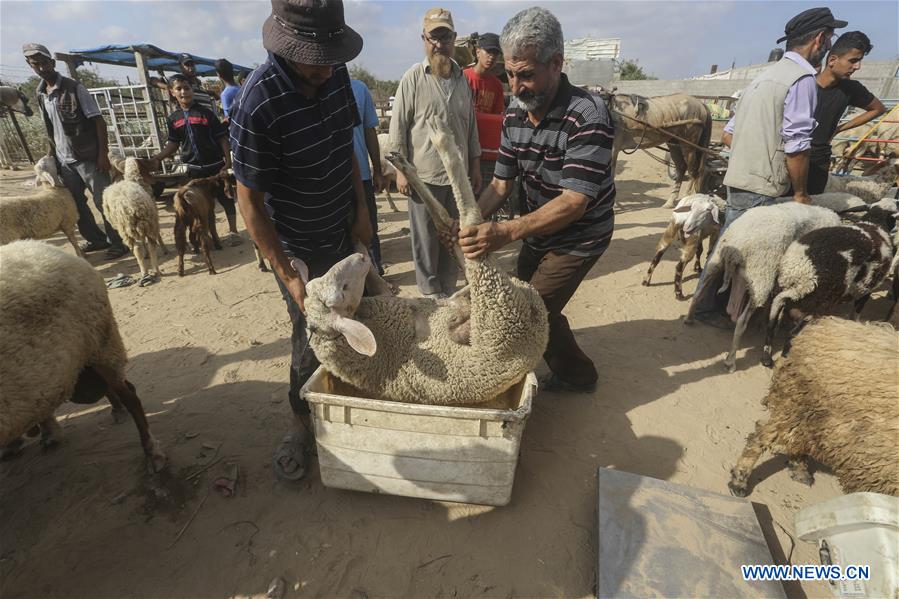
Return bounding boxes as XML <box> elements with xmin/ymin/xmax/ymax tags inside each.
<box><xmin>777</xmin><ymin>7</ymin><xmax>847</xmax><ymax>44</ymax></box>
<box><xmin>262</xmin><ymin>0</ymin><xmax>363</xmax><ymax>66</ymax></box>
<box><xmin>179</xmin><ymin>53</ymin><xmax>195</xmax><ymax>64</ymax></box>
<box><xmin>477</xmin><ymin>32</ymin><xmax>501</xmax><ymax>52</ymax></box>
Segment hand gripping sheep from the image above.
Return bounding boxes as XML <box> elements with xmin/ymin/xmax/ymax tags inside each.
<box><xmin>302</xmin><ymin>116</ymin><xmax>549</xmax><ymax>405</ymax></box>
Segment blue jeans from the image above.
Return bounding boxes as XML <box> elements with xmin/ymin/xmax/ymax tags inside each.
<box><xmin>693</xmin><ymin>187</ymin><xmax>777</xmax><ymax>314</ymax></box>
<box><xmin>58</xmin><ymin>158</ymin><xmax>123</xmax><ymax>246</ymax></box>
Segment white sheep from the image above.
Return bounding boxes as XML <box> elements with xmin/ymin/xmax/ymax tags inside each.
<box><xmin>762</xmin><ymin>199</ymin><xmax>897</xmax><ymax>366</ymax></box>
<box><xmin>102</xmin><ymin>157</ymin><xmax>165</xmax><ymax>284</ymax></box>
<box><xmin>823</xmin><ymin>161</ymin><xmax>897</xmax><ymax>203</ymax></box>
<box><xmin>302</xmin><ymin>116</ymin><xmax>548</xmax><ymax>405</ymax></box>
<box><xmin>376</xmin><ymin>132</ymin><xmax>399</xmax><ymax>212</ymax></box>
<box><xmin>0</xmin><ymin>172</ymin><xmax>82</xmax><ymax>256</ymax></box>
<box><xmin>685</xmin><ymin>202</ymin><xmax>840</xmax><ymax>372</ymax></box>
<box><xmin>642</xmin><ymin>194</ymin><xmax>722</xmax><ymax>300</ymax></box>
<box><xmin>33</xmin><ymin>155</ymin><xmax>61</xmax><ymax>187</ymax></box>
<box><xmin>0</xmin><ymin>240</ymin><xmax>166</xmax><ymax>471</ymax></box>
<box><xmin>729</xmin><ymin>316</ymin><xmax>898</xmax><ymax>497</ymax></box>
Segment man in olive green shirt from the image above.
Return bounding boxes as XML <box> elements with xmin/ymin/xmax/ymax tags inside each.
<box><xmin>388</xmin><ymin>7</ymin><xmax>481</xmax><ymax>298</ymax></box>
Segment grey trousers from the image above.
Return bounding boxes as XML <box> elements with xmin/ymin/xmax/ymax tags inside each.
<box><xmin>58</xmin><ymin>159</ymin><xmax>122</xmax><ymax>246</ymax></box>
<box><xmin>409</xmin><ymin>182</ymin><xmax>459</xmax><ymax>296</ymax></box>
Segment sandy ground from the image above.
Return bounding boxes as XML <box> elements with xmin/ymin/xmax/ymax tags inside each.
<box><xmin>1</xmin><ymin>151</ymin><xmax>893</xmax><ymax>599</ymax></box>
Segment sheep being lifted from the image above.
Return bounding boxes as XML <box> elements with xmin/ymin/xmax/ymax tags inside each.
<box><xmin>302</xmin><ymin>116</ymin><xmax>549</xmax><ymax>405</ymax></box>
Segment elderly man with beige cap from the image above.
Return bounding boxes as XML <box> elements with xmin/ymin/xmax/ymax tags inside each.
<box><xmin>388</xmin><ymin>7</ymin><xmax>481</xmax><ymax>299</ymax></box>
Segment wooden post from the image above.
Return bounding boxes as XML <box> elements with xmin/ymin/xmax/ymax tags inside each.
<box><xmin>133</xmin><ymin>50</ymin><xmax>165</xmax><ymax>157</ymax></box>
<box><xmin>54</xmin><ymin>53</ymin><xmax>81</xmax><ymax>80</ymax></box>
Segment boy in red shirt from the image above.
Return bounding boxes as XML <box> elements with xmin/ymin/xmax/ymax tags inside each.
<box><xmin>463</xmin><ymin>33</ymin><xmax>505</xmax><ymax>114</ymax></box>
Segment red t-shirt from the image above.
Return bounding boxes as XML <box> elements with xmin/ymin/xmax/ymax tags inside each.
<box><xmin>463</xmin><ymin>68</ymin><xmax>505</xmax><ymax>115</ymax></box>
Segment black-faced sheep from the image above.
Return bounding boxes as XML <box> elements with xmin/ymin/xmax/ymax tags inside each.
<box><xmin>729</xmin><ymin>316</ymin><xmax>898</xmax><ymax>497</ymax></box>
<box><xmin>102</xmin><ymin>158</ymin><xmax>165</xmax><ymax>284</ymax></box>
<box><xmin>0</xmin><ymin>240</ymin><xmax>166</xmax><ymax>471</ymax></box>
<box><xmin>301</xmin><ymin>116</ymin><xmax>548</xmax><ymax>405</ymax></box>
<box><xmin>642</xmin><ymin>194</ymin><xmax>722</xmax><ymax>300</ymax></box>
<box><xmin>173</xmin><ymin>174</ymin><xmax>225</xmax><ymax>276</ymax></box>
<box><xmin>685</xmin><ymin>202</ymin><xmax>840</xmax><ymax>372</ymax></box>
<box><xmin>762</xmin><ymin>199</ymin><xmax>897</xmax><ymax>366</ymax></box>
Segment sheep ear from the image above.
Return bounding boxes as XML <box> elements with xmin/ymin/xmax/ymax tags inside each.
<box><xmin>290</xmin><ymin>258</ymin><xmax>309</xmax><ymax>284</ymax></box>
<box><xmin>333</xmin><ymin>315</ymin><xmax>377</xmax><ymax>356</ymax></box>
<box><xmin>711</xmin><ymin>204</ymin><xmax>721</xmax><ymax>225</ymax></box>
<box><xmin>673</xmin><ymin>205</ymin><xmax>691</xmax><ymax>213</ymax></box>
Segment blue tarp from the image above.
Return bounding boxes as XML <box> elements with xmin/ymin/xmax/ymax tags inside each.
<box><xmin>66</xmin><ymin>44</ymin><xmax>253</xmax><ymax>76</ymax></box>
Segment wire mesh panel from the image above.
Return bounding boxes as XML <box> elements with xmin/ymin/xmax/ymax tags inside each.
<box><xmin>0</xmin><ymin>108</ymin><xmax>35</xmax><ymax>165</ymax></box>
<box><xmin>88</xmin><ymin>84</ymin><xmax>185</xmax><ymax>175</ymax></box>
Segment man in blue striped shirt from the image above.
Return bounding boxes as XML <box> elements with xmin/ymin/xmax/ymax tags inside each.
<box><xmin>230</xmin><ymin>0</ymin><xmax>370</xmax><ymax>481</ymax></box>
<box><xmin>457</xmin><ymin>8</ymin><xmax>615</xmax><ymax>394</ymax></box>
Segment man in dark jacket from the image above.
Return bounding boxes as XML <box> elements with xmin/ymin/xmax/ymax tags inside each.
<box><xmin>24</xmin><ymin>43</ymin><xmax>125</xmax><ymax>258</ymax></box>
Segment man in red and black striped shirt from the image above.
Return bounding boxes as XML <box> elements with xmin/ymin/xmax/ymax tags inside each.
<box><xmin>457</xmin><ymin>7</ymin><xmax>615</xmax><ymax>394</ymax></box>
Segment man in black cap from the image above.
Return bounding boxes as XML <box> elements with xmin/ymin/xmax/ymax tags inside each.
<box><xmin>230</xmin><ymin>0</ymin><xmax>371</xmax><ymax>482</ymax></box>
<box><xmin>23</xmin><ymin>42</ymin><xmax>127</xmax><ymax>259</ymax></box>
<box><xmin>690</xmin><ymin>7</ymin><xmax>847</xmax><ymax>329</ymax></box>
<box><xmin>463</xmin><ymin>33</ymin><xmax>505</xmax><ymax>115</ymax></box>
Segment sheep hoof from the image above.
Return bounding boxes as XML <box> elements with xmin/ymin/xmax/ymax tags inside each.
<box><xmin>258</xmin><ymin>264</ymin><xmax>269</xmax><ymax>273</ymax></box>
<box><xmin>724</xmin><ymin>360</ymin><xmax>737</xmax><ymax>374</ymax></box>
<box><xmin>111</xmin><ymin>407</ymin><xmax>129</xmax><ymax>424</ymax></box>
<box><xmin>789</xmin><ymin>468</ymin><xmax>814</xmax><ymax>486</ymax></box>
<box><xmin>40</xmin><ymin>436</ymin><xmax>60</xmax><ymax>452</ymax></box>
<box><xmin>641</xmin><ymin>279</ymin><xmax>650</xmax><ymax>287</ymax></box>
<box><xmin>675</xmin><ymin>292</ymin><xmax>686</xmax><ymax>301</ymax></box>
<box><xmin>727</xmin><ymin>479</ymin><xmax>749</xmax><ymax>497</ymax></box>
<box><xmin>760</xmin><ymin>354</ymin><xmax>774</xmax><ymax>368</ymax></box>
<box><xmin>147</xmin><ymin>438</ymin><xmax>167</xmax><ymax>473</ymax></box>
<box><xmin>693</xmin><ymin>264</ymin><xmax>702</xmax><ymax>273</ymax></box>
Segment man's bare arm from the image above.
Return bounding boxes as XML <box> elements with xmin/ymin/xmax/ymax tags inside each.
<box><xmin>786</xmin><ymin>150</ymin><xmax>812</xmax><ymax>204</ymax></box>
<box><xmin>834</xmin><ymin>97</ymin><xmax>887</xmax><ymax>138</ymax></box>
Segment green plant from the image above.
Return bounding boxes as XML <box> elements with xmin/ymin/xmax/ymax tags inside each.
<box><xmin>618</xmin><ymin>59</ymin><xmax>657</xmax><ymax>81</ymax></box>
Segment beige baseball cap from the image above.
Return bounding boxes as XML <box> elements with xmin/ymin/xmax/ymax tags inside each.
<box><xmin>423</xmin><ymin>7</ymin><xmax>454</xmax><ymax>33</ymax></box>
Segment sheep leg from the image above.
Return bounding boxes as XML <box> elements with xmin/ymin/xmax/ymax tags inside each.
<box><xmin>107</xmin><ymin>394</ymin><xmax>128</xmax><ymax>424</ymax></box>
<box><xmin>39</xmin><ymin>417</ymin><xmax>63</xmax><ymax>450</ymax></box>
<box><xmin>384</xmin><ymin>188</ymin><xmax>399</xmax><ymax>212</ymax></box>
<box><xmin>64</xmin><ymin>227</ymin><xmax>84</xmax><ymax>257</ymax></box>
<box><xmin>761</xmin><ymin>300</ymin><xmax>788</xmax><ymax>369</ymax></box>
<box><xmin>675</xmin><ymin>238</ymin><xmax>700</xmax><ymax>301</ymax></box>
<box><xmin>425</xmin><ymin>116</ymin><xmax>483</xmax><ymax>229</ymax></box>
<box><xmin>852</xmin><ymin>294</ymin><xmax>871</xmax><ymax>321</ymax></box>
<box><xmin>253</xmin><ymin>243</ymin><xmax>269</xmax><ymax>272</ymax></box>
<box><xmin>693</xmin><ymin>239</ymin><xmax>704</xmax><ymax>272</ymax></box>
<box><xmin>642</xmin><ymin>223</ymin><xmax>675</xmax><ymax>288</ymax></box>
<box><xmin>148</xmin><ymin>239</ymin><xmax>161</xmax><ymax>276</ymax></box>
<box><xmin>101</xmin><ymin>372</ymin><xmax>166</xmax><ymax>473</ymax></box>
<box><xmin>385</xmin><ymin>151</ymin><xmax>466</xmax><ymax>270</ymax></box>
<box><xmin>200</xmin><ymin>232</ymin><xmax>217</xmax><ymax>275</ymax></box>
<box><xmin>156</xmin><ymin>232</ymin><xmax>168</xmax><ymax>254</ymax></box>
<box><xmin>724</xmin><ymin>301</ymin><xmax>754</xmax><ymax>373</ymax></box>
<box><xmin>788</xmin><ymin>455</ymin><xmax>814</xmax><ymax>486</ymax></box>
<box><xmin>132</xmin><ymin>242</ymin><xmax>150</xmax><ymax>279</ymax></box>
<box><xmin>175</xmin><ymin>218</ymin><xmax>187</xmax><ymax>276</ymax></box>
<box><xmin>728</xmin><ymin>418</ymin><xmax>778</xmax><ymax>497</ymax></box>
<box><xmin>208</xmin><ymin>206</ymin><xmax>223</xmax><ymax>250</ymax></box>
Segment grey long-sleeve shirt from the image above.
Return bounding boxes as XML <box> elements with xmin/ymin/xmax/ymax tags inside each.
<box><xmin>387</xmin><ymin>58</ymin><xmax>480</xmax><ymax>186</ymax></box>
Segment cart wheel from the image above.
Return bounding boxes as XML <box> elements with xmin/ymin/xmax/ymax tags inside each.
<box><xmin>665</xmin><ymin>151</ymin><xmax>679</xmax><ymax>181</ymax></box>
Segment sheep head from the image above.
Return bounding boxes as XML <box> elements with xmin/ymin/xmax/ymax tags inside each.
<box><xmin>303</xmin><ymin>252</ymin><xmax>377</xmax><ymax>357</ymax></box>
<box><xmin>672</xmin><ymin>194</ymin><xmax>721</xmax><ymax>237</ymax></box>
<box><xmin>123</xmin><ymin>157</ymin><xmax>156</xmax><ymax>190</ymax></box>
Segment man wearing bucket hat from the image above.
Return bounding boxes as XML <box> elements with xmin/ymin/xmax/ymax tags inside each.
<box><xmin>230</xmin><ymin>0</ymin><xmax>372</xmax><ymax>482</ymax></box>
<box><xmin>388</xmin><ymin>7</ymin><xmax>481</xmax><ymax>299</ymax></box>
<box><xmin>690</xmin><ymin>6</ymin><xmax>847</xmax><ymax>329</ymax></box>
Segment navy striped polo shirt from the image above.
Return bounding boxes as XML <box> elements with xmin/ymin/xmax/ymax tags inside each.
<box><xmin>495</xmin><ymin>74</ymin><xmax>616</xmax><ymax>256</ymax></box>
<box><xmin>230</xmin><ymin>54</ymin><xmax>361</xmax><ymax>259</ymax></box>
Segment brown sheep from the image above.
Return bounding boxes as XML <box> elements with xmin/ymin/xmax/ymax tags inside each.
<box><xmin>729</xmin><ymin>316</ymin><xmax>898</xmax><ymax>497</ymax></box>
<box><xmin>173</xmin><ymin>174</ymin><xmax>224</xmax><ymax>276</ymax></box>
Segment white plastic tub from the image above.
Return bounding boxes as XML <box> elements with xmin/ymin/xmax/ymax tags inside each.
<box><xmin>301</xmin><ymin>367</ymin><xmax>536</xmax><ymax>506</ymax></box>
<box><xmin>795</xmin><ymin>492</ymin><xmax>899</xmax><ymax>599</ymax></box>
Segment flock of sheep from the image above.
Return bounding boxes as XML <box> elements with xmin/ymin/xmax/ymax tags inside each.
<box><xmin>0</xmin><ymin>106</ymin><xmax>897</xmax><ymax>512</ymax></box>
